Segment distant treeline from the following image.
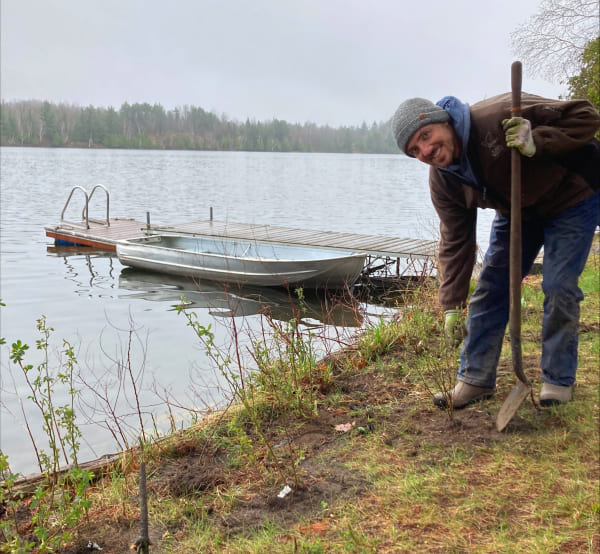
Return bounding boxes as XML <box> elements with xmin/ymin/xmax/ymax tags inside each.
<box><xmin>0</xmin><ymin>100</ymin><xmax>398</xmax><ymax>154</ymax></box>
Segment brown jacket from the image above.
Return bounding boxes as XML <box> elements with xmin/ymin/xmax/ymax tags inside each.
<box><xmin>430</xmin><ymin>92</ymin><xmax>600</xmax><ymax>311</ymax></box>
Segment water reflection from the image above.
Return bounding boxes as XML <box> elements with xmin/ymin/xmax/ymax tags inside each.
<box><xmin>46</xmin><ymin>245</ymin><xmax>366</xmax><ymax>327</ymax></box>
<box><xmin>46</xmin><ymin>245</ymin><xmax>118</xmax><ymax>294</ymax></box>
<box><xmin>117</xmin><ymin>267</ymin><xmax>363</xmax><ymax>328</ymax></box>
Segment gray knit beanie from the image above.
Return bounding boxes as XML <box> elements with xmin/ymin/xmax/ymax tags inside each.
<box><xmin>392</xmin><ymin>98</ymin><xmax>450</xmax><ymax>155</ymax></box>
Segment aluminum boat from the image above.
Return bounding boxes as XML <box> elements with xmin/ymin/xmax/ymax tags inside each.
<box><xmin>116</xmin><ymin>234</ymin><xmax>366</xmax><ymax>289</ymax></box>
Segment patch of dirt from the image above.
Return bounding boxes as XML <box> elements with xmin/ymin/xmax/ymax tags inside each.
<box><xmin>19</xmin><ymin>336</ymin><xmax>558</xmax><ymax>552</ymax></box>
<box><xmin>218</xmin><ymin>459</ymin><xmax>366</xmax><ymax>537</ymax></box>
<box><xmin>60</xmin><ymin>515</ymin><xmax>165</xmax><ymax>554</ymax></box>
<box><xmin>580</xmin><ymin>320</ymin><xmax>600</xmax><ymax>334</ymax></box>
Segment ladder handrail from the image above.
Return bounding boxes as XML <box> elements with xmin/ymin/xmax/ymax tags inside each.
<box><xmin>61</xmin><ymin>186</ymin><xmax>90</xmax><ymax>229</ymax></box>
<box><xmin>85</xmin><ymin>184</ymin><xmax>110</xmax><ymax>227</ymax></box>
<box><xmin>60</xmin><ymin>185</ymin><xmax>111</xmax><ymax>230</ymax></box>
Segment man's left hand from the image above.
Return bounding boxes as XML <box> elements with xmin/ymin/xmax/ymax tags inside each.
<box><xmin>502</xmin><ymin>117</ymin><xmax>536</xmax><ymax>157</ymax></box>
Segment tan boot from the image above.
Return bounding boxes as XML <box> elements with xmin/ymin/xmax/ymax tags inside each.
<box><xmin>433</xmin><ymin>381</ymin><xmax>495</xmax><ymax>409</ymax></box>
<box><xmin>540</xmin><ymin>383</ymin><xmax>572</xmax><ymax>406</ymax></box>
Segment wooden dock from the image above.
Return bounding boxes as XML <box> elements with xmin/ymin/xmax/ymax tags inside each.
<box><xmin>45</xmin><ymin>218</ymin><xmax>438</xmax><ymax>261</ymax></box>
<box><xmin>45</xmin><ymin>218</ymin><xmax>147</xmax><ymax>251</ymax></box>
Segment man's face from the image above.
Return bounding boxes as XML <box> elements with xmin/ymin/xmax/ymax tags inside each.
<box><xmin>405</xmin><ymin>122</ymin><xmax>461</xmax><ymax>168</ymax></box>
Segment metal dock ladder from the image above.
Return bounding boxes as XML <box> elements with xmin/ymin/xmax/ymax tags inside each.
<box><xmin>60</xmin><ymin>184</ymin><xmax>111</xmax><ymax>229</ymax></box>
<box><xmin>46</xmin><ymin>186</ymin><xmax>146</xmax><ymax>250</ymax></box>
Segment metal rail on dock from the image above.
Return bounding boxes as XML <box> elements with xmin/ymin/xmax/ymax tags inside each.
<box><xmin>60</xmin><ymin>184</ymin><xmax>110</xmax><ymax>229</ymax></box>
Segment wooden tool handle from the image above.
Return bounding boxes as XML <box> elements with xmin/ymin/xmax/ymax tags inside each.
<box><xmin>509</xmin><ymin>60</ymin><xmax>528</xmax><ymax>385</ymax></box>
<box><xmin>511</xmin><ymin>61</ymin><xmax>522</xmax><ymax>116</ymax></box>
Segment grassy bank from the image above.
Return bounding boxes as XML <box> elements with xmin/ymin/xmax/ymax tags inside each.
<box><xmin>2</xmin><ymin>247</ymin><xmax>599</xmax><ymax>553</ymax></box>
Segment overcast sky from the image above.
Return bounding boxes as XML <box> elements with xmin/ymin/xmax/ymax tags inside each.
<box><xmin>1</xmin><ymin>0</ymin><xmax>565</xmax><ymax>127</ymax></box>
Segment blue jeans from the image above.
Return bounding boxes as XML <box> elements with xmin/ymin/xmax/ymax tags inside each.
<box><xmin>459</xmin><ymin>191</ymin><xmax>600</xmax><ymax>388</ymax></box>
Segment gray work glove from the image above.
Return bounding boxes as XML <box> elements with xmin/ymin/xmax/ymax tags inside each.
<box><xmin>444</xmin><ymin>309</ymin><xmax>466</xmax><ymax>347</ymax></box>
<box><xmin>502</xmin><ymin>117</ymin><xmax>536</xmax><ymax>157</ymax></box>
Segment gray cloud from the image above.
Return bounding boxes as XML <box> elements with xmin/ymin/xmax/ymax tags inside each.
<box><xmin>1</xmin><ymin>0</ymin><xmax>565</xmax><ymax>126</ymax></box>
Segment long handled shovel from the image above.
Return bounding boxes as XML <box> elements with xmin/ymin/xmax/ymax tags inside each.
<box><xmin>496</xmin><ymin>61</ymin><xmax>533</xmax><ymax>432</ymax></box>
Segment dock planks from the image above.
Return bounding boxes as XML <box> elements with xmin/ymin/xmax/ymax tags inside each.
<box><xmin>45</xmin><ymin>218</ymin><xmax>148</xmax><ymax>251</ymax></box>
<box><xmin>45</xmin><ymin>218</ymin><xmax>438</xmax><ymax>260</ymax></box>
<box><xmin>154</xmin><ymin>220</ymin><xmax>438</xmax><ymax>259</ymax></box>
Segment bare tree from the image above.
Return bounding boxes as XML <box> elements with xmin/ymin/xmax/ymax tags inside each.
<box><xmin>511</xmin><ymin>0</ymin><xmax>599</xmax><ymax>83</ymax></box>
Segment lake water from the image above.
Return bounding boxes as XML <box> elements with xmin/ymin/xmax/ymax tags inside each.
<box><xmin>0</xmin><ymin>147</ymin><xmax>494</xmax><ymax>474</ymax></box>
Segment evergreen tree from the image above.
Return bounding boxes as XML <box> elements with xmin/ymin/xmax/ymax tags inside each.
<box><xmin>0</xmin><ymin>103</ymin><xmax>18</xmax><ymax>145</ymax></box>
<box><xmin>41</xmin><ymin>101</ymin><xmax>61</xmax><ymax>145</ymax></box>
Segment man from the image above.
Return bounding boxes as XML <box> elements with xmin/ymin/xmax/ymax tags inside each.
<box><xmin>391</xmin><ymin>92</ymin><xmax>600</xmax><ymax>408</ymax></box>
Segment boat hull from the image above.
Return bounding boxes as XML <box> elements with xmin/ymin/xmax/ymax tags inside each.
<box><xmin>116</xmin><ymin>235</ymin><xmax>366</xmax><ymax>289</ymax></box>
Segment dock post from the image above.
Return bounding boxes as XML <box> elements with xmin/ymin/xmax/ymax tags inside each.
<box><xmin>146</xmin><ymin>212</ymin><xmax>150</xmax><ymax>231</ymax></box>
<box><xmin>210</xmin><ymin>207</ymin><xmax>213</xmax><ymax>221</ymax></box>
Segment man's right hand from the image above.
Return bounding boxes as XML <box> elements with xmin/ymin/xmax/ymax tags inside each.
<box><xmin>444</xmin><ymin>309</ymin><xmax>466</xmax><ymax>347</ymax></box>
